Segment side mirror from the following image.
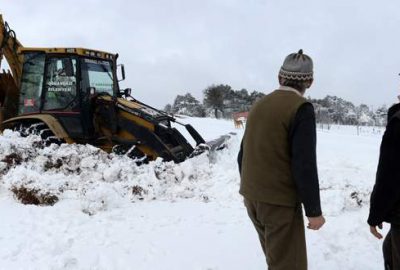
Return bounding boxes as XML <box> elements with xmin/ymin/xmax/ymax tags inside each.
<box><xmin>117</xmin><ymin>64</ymin><xmax>125</xmax><ymax>82</ymax></box>
<box><xmin>124</xmin><ymin>88</ymin><xmax>131</xmax><ymax>96</ymax></box>
<box><xmin>120</xmin><ymin>88</ymin><xmax>131</xmax><ymax>98</ymax></box>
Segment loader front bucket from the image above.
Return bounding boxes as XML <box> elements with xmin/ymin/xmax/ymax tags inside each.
<box><xmin>205</xmin><ymin>134</ymin><xmax>232</xmax><ymax>151</ymax></box>
<box><xmin>189</xmin><ymin>132</ymin><xmax>235</xmax><ymax>158</ymax></box>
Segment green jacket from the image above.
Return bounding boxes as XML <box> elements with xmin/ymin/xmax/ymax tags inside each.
<box><xmin>239</xmin><ymin>89</ymin><xmax>307</xmax><ymax>207</ymax></box>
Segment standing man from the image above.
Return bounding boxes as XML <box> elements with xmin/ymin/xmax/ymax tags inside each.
<box><xmin>368</xmin><ymin>100</ymin><xmax>400</xmax><ymax>270</ymax></box>
<box><xmin>238</xmin><ymin>49</ymin><xmax>325</xmax><ymax>269</ymax></box>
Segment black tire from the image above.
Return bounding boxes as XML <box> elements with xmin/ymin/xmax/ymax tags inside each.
<box><xmin>14</xmin><ymin>122</ymin><xmax>64</xmax><ymax>146</ymax></box>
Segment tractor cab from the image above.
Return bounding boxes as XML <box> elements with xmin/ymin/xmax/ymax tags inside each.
<box><xmin>16</xmin><ymin>48</ymin><xmax>119</xmax><ymax>141</ymax></box>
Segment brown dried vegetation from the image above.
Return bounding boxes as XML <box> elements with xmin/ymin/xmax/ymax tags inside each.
<box><xmin>11</xmin><ymin>186</ymin><xmax>59</xmax><ymax>206</ymax></box>
<box><xmin>132</xmin><ymin>185</ymin><xmax>147</xmax><ymax>200</ymax></box>
<box><xmin>2</xmin><ymin>153</ymin><xmax>23</xmax><ymax>167</ymax></box>
<box><xmin>44</xmin><ymin>158</ymin><xmax>63</xmax><ymax>171</ymax></box>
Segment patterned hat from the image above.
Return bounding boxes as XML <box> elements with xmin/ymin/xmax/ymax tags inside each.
<box><xmin>279</xmin><ymin>49</ymin><xmax>313</xmax><ymax>81</ymax></box>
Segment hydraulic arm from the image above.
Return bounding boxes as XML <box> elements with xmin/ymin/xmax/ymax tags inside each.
<box><xmin>0</xmin><ymin>15</ymin><xmax>23</xmax><ymax>86</ymax></box>
<box><xmin>0</xmin><ymin>15</ymin><xmax>23</xmax><ymax>120</ymax></box>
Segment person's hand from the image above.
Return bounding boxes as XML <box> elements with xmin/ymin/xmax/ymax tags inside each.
<box><xmin>370</xmin><ymin>224</ymin><xmax>383</xmax><ymax>239</ymax></box>
<box><xmin>307</xmin><ymin>215</ymin><xmax>325</xmax><ymax>230</ymax></box>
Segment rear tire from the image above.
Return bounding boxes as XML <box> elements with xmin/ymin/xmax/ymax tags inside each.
<box><xmin>14</xmin><ymin>122</ymin><xmax>64</xmax><ymax>146</ymax></box>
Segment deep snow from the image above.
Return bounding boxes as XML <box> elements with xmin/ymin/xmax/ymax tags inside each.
<box><xmin>0</xmin><ymin>118</ymin><xmax>389</xmax><ymax>269</ymax></box>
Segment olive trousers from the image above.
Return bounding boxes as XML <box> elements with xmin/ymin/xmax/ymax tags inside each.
<box><xmin>244</xmin><ymin>198</ymin><xmax>307</xmax><ymax>270</ymax></box>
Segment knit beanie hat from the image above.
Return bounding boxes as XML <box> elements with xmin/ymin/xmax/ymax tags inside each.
<box><xmin>279</xmin><ymin>49</ymin><xmax>313</xmax><ymax>81</ymax></box>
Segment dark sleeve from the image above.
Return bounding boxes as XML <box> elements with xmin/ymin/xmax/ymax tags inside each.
<box><xmin>290</xmin><ymin>102</ymin><xmax>322</xmax><ymax>217</ymax></box>
<box><xmin>368</xmin><ymin>118</ymin><xmax>400</xmax><ymax>226</ymax></box>
<box><xmin>237</xmin><ymin>139</ymin><xmax>243</xmax><ymax>174</ymax></box>
<box><xmin>387</xmin><ymin>103</ymin><xmax>400</xmax><ymax>120</ymax></box>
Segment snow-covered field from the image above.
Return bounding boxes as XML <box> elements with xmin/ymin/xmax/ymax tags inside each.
<box><xmin>0</xmin><ymin>118</ymin><xmax>388</xmax><ymax>270</ymax></box>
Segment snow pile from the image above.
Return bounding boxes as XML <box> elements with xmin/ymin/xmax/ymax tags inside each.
<box><xmin>0</xmin><ymin>127</ymin><xmax>240</xmax><ymax>215</ymax></box>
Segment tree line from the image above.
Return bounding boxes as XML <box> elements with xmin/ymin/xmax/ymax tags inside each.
<box><xmin>164</xmin><ymin>84</ymin><xmax>389</xmax><ymax>126</ymax></box>
<box><xmin>164</xmin><ymin>84</ymin><xmax>264</xmax><ymax>119</ymax></box>
<box><xmin>310</xmin><ymin>95</ymin><xmax>388</xmax><ymax>126</ymax></box>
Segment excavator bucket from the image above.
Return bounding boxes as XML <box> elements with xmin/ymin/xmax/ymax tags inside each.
<box><xmin>180</xmin><ymin>122</ymin><xmax>234</xmax><ymax>157</ymax></box>
<box><xmin>190</xmin><ymin>132</ymin><xmax>234</xmax><ymax>158</ymax></box>
<box><xmin>205</xmin><ymin>134</ymin><xmax>233</xmax><ymax>151</ymax></box>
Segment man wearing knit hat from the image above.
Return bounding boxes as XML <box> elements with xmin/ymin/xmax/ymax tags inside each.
<box><xmin>238</xmin><ymin>50</ymin><xmax>325</xmax><ymax>269</ymax></box>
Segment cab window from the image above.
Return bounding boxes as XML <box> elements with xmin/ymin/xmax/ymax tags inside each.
<box><xmin>81</xmin><ymin>58</ymin><xmax>114</xmax><ymax>96</ymax></box>
<box><xmin>18</xmin><ymin>52</ymin><xmax>45</xmax><ymax>114</ymax></box>
<box><xmin>43</xmin><ymin>57</ymin><xmax>78</xmax><ymax>111</ymax></box>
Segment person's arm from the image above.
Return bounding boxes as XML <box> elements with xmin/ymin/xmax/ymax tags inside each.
<box><xmin>237</xmin><ymin>139</ymin><xmax>243</xmax><ymax>174</ymax></box>
<box><xmin>290</xmin><ymin>102</ymin><xmax>322</xmax><ymax>217</ymax></box>
<box><xmin>368</xmin><ymin>118</ymin><xmax>400</xmax><ymax>227</ymax></box>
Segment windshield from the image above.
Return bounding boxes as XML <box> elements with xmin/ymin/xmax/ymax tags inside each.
<box><xmin>81</xmin><ymin>59</ymin><xmax>114</xmax><ymax>96</ymax></box>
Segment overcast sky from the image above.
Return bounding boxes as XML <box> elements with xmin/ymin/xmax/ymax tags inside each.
<box><xmin>2</xmin><ymin>0</ymin><xmax>400</xmax><ymax>109</ymax></box>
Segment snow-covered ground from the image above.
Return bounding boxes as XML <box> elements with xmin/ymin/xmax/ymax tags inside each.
<box><xmin>0</xmin><ymin>118</ymin><xmax>388</xmax><ymax>269</ymax></box>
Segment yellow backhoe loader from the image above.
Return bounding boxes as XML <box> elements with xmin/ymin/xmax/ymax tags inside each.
<box><xmin>0</xmin><ymin>15</ymin><xmax>229</xmax><ymax>163</ymax></box>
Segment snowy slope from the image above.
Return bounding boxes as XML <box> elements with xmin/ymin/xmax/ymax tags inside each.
<box><xmin>0</xmin><ymin>119</ymin><xmax>388</xmax><ymax>270</ymax></box>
